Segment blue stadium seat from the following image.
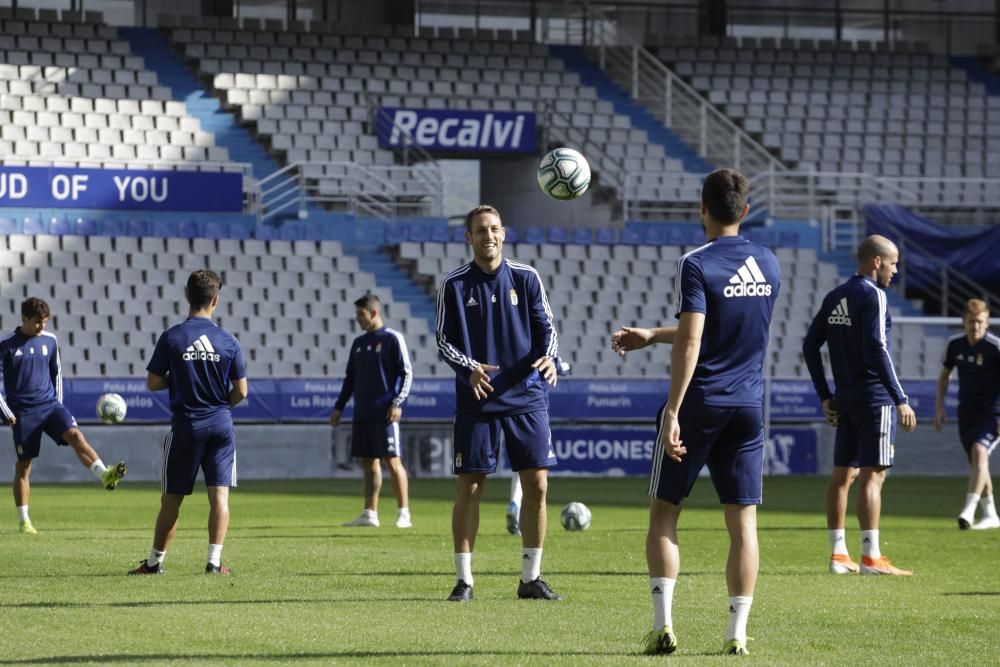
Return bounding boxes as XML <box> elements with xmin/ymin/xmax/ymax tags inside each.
<box><xmin>643</xmin><ymin>226</ymin><xmax>668</xmax><ymax>245</ymax></box>
<box><xmin>178</xmin><ymin>220</ymin><xmax>202</xmax><ymax>238</ymax></box>
<box><xmin>126</xmin><ymin>220</ymin><xmax>149</xmax><ymax>237</ymax></box>
<box><xmin>204</xmin><ymin>221</ymin><xmax>229</xmax><ymax>239</ymax></box>
<box><xmin>229</xmin><ymin>222</ymin><xmax>252</xmax><ymax>240</ymax></box>
<box><xmin>430</xmin><ymin>225</ymin><xmax>451</xmax><ymax>243</ymax></box>
<box><xmin>779</xmin><ymin>231</ymin><xmax>799</xmax><ymax>247</ymax></box>
<box><xmin>22</xmin><ymin>218</ymin><xmax>49</xmax><ymax>234</ymax></box>
<box><xmin>450</xmin><ymin>225</ymin><xmax>467</xmax><ymax>242</ymax></box>
<box><xmin>384</xmin><ymin>225</ymin><xmax>405</xmax><ymax>245</ymax></box>
<box><xmin>74</xmin><ymin>218</ymin><xmax>97</xmax><ymax>236</ymax></box>
<box><xmin>524</xmin><ymin>227</ymin><xmax>545</xmax><ymax>244</ymax></box>
<box><xmin>0</xmin><ymin>217</ymin><xmax>18</xmax><ymax>234</ymax></box>
<box><xmin>548</xmin><ymin>227</ymin><xmax>570</xmax><ymax>244</ymax></box>
<box><xmin>301</xmin><ymin>222</ymin><xmax>325</xmax><ymax>241</ymax></box>
<box><xmin>99</xmin><ymin>219</ymin><xmax>127</xmax><ymax>237</ymax></box>
<box><xmin>407</xmin><ymin>224</ymin><xmax>430</xmax><ymax>243</ymax></box>
<box><xmin>620</xmin><ymin>228</ymin><xmax>641</xmax><ymax>245</ymax></box>
<box><xmin>253</xmin><ymin>224</ymin><xmax>278</xmax><ymax>240</ymax></box>
<box><xmin>571</xmin><ymin>228</ymin><xmax>593</xmax><ymax>244</ymax></box>
<box><xmin>150</xmin><ymin>220</ymin><xmax>177</xmax><ymax>237</ymax></box>
<box><xmin>49</xmin><ymin>218</ymin><xmax>73</xmax><ymax>235</ymax></box>
<box><xmin>503</xmin><ymin>226</ymin><xmax>520</xmax><ymax>243</ymax></box>
<box><xmin>595</xmin><ymin>228</ymin><xmax>617</xmax><ymax>244</ymax></box>
<box><xmin>279</xmin><ymin>223</ymin><xmax>302</xmax><ymax>240</ymax></box>
<box><xmin>667</xmin><ymin>226</ymin><xmax>696</xmax><ymax>245</ymax></box>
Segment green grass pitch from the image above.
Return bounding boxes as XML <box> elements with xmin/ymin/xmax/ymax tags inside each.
<box><xmin>0</xmin><ymin>476</ymin><xmax>997</xmax><ymax>665</ymax></box>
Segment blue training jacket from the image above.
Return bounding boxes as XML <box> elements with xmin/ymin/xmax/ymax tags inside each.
<box><xmin>436</xmin><ymin>258</ymin><xmax>557</xmax><ymax>416</ymax></box>
<box><xmin>802</xmin><ymin>274</ymin><xmax>908</xmax><ymax>412</ymax></box>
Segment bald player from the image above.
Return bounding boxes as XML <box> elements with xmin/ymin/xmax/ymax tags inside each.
<box><xmin>803</xmin><ymin>235</ymin><xmax>917</xmax><ymax>577</ymax></box>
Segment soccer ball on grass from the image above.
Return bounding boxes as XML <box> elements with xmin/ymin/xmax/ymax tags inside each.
<box><xmin>560</xmin><ymin>501</ymin><xmax>592</xmax><ymax>531</ymax></box>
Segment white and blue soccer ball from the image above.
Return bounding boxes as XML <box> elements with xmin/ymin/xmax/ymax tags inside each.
<box><xmin>560</xmin><ymin>501</ymin><xmax>592</xmax><ymax>531</ymax></box>
<box><xmin>537</xmin><ymin>147</ymin><xmax>591</xmax><ymax>201</ymax></box>
<box><xmin>96</xmin><ymin>393</ymin><xmax>127</xmax><ymax>425</ymax></box>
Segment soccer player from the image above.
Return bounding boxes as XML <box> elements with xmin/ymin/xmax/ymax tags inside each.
<box><xmin>803</xmin><ymin>235</ymin><xmax>917</xmax><ymax>577</ymax></box>
<box><xmin>128</xmin><ymin>270</ymin><xmax>248</xmax><ymax>575</ymax></box>
<box><xmin>636</xmin><ymin>169</ymin><xmax>780</xmax><ymax>656</ymax></box>
<box><xmin>0</xmin><ymin>297</ymin><xmax>127</xmax><ymax>533</ymax></box>
<box><xmin>331</xmin><ymin>293</ymin><xmax>413</xmax><ymax>529</ymax></box>
<box><xmin>437</xmin><ymin>204</ymin><xmax>561</xmax><ymax>602</ymax></box>
<box><xmin>934</xmin><ymin>299</ymin><xmax>1000</xmax><ymax>530</ymax></box>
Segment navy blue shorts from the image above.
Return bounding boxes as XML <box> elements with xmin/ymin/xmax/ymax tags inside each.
<box><xmin>12</xmin><ymin>402</ymin><xmax>78</xmax><ymax>461</ymax></box>
<box><xmin>958</xmin><ymin>411</ymin><xmax>1000</xmax><ymax>459</ymax></box>
<box><xmin>351</xmin><ymin>420</ymin><xmax>402</xmax><ymax>459</ymax></box>
<box><xmin>453</xmin><ymin>410</ymin><xmax>556</xmax><ymax>474</ymax></box>
<box><xmin>648</xmin><ymin>402</ymin><xmax>764</xmax><ymax>505</ymax></box>
<box><xmin>162</xmin><ymin>421</ymin><xmax>237</xmax><ymax>495</ymax></box>
<box><xmin>834</xmin><ymin>404</ymin><xmax>896</xmax><ymax>468</ymax></box>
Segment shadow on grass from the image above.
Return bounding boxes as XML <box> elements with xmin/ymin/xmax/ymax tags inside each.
<box><xmin>0</xmin><ymin>649</ymin><xmax>632</xmax><ymax>664</ymax></box>
<box><xmin>942</xmin><ymin>591</ymin><xmax>1000</xmax><ymax>596</ymax></box>
<box><xmin>0</xmin><ymin>597</ymin><xmax>438</xmax><ymax>609</ymax></box>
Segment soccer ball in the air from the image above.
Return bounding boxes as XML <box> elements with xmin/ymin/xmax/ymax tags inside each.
<box><xmin>537</xmin><ymin>147</ymin><xmax>591</xmax><ymax>201</ymax></box>
<box><xmin>560</xmin><ymin>501</ymin><xmax>592</xmax><ymax>531</ymax></box>
<box><xmin>96</xmin><ymin>393</ymin><xmax>127</xmax><ymax>424</ymax></box>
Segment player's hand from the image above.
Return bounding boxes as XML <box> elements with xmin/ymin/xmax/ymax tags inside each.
<box><xmin>897</xmin><ymin>403</ymin><xmax>917</xmax><ymax>432</ymax></box>
<box><xmin>822</xmin><ymin>399</ymin><xmax>839</xmax><ymax>426</ymax></box>
<box><xmin>532</xmin><ymin>356</ymin><xmax>558</xmax><ymax>387</ymax></box>
<box><xmin>934</xmin><ymin>406</ymin><xmax>945</xmax><ymax>432</ymax></box>
<box><xmin>329</xmin><ymin>409</ymin><xmax>342</xmax><ymax>427</ymax></box>
<box><xmin>386</xmin><ymin>406</ymin><xmax>402</xmax><ymax>423</ymax></box>
<box><xmin>611</xmin><ymin>326</ymin><xmax>653</xmax><ymax>356</ymax></box>
<box><xmin>470</xmin><ymin>364</ymin><xmax>499</xmax><ymax>400</ymax></box>
<box><xmin>5</xmin><ymin>415</ymin><xmax>15</xmax><ymax>426</ymax></box>
<box><xmin>661</xmin><ymin>411</ymin><xmax>686</xmax><ymax>462</ymax></box>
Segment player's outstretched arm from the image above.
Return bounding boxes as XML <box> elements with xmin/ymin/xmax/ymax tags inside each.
<box><xmin>611</xmin><ymin>326</ymin><xmax>677</xmax><ymax>356</ymax></box>
<box><xmin>934</xmin><ymin>366</ymin><xmax>952</xmax><ymax>431</ymax></box>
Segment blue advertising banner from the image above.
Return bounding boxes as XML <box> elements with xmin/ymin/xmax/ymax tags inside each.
<box><xmin>0</xmin><ymin>166</ymin><xmax>243</xmax><ymax>212</ymax></box>
<box><xmin>61</xmin><ymin>378</ymin><xmax>954</xmax><ymax>425</ymax></box>
<box><xmin>377</xmin><ymin>108</ymin><xmax>536</xmax><ymax>153</ymax></box>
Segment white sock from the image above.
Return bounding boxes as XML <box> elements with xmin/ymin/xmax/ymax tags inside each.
<box><xmin>363</xmin><ymin>508</ymin><xmax>377</xmax><ymax>518</ymax></box>
<box><xmin>510</xmin><ymin>475</ymin><xmax>523</xmax><ymax>506</ymax></box>
<box><xmin>828</xmin><ymin>529</ymin><xmax>848</xmax><ymax>556</ymax></box>
<box><xmin>455</xmin><ymin>552</ymin><xmax>473</xmax><ymax>586</ymax></box>
<box><xmin>726</xmin><ymin>596</ymin><xmax>753</xmax><ymax>643</ymax></box>
<box><xmin>89</xmin><ymin>459</ymin><xmax>108</xmax><ymax>478</ymax></box>
<box><xmin>398</xmin><ymin>507</ymin><xmax>410</xmax><ymax>516</ymax></box>
<box><xmin>16</xmin><ymin>505</ymin><xmax>29</xmax><ymax>522</ymax></box>
<box><xmin>521</xmin><ymin>547</ymin><xmax>542</xmax><ymax>583</ymax></box>
<box><xmin>981</xmin><ymin>494</ymin><xmax>998</xmax><ymax>519</ymax></box>
<box><xmin>861</xmin><ymin>529</ymin><xmax>880</xmax><ymax>559</ymax></box>
<box><xmin>147</xmin><ymin>548</ymin><xmax>166</xmax><ymax>567</ymax></box>
<box><xmin>207</xmin><ymin>543</ymin><xmax>223</xmax><ymax>567</ymax></box>
<box><xmin>650</xmin><ymin>577</ymin><xmax>676</xmax><ymax>631</ymax></box>
<box><xmin>962</xmin><ymin>492</ymin><xmax>980</xmax><ymax>518</ymax></box>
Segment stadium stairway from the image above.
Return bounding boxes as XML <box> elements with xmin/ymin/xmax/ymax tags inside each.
<box><xmin>350</xmin><ymin>244</ymin><xmax>437</xmax><ymax>323</ymax></box>
<box><xmin>950</xmin><ymin>56</ymin><xmax>1000</xmax><ymax>96</ymax></box>
<box><xmin>118</xmin><ymin>27</ymin><xmax>285</xmax><ymax>182</ymax></box>
<box><xmin>549</xmin><ymin>45</ymin><xmax>714</xmax><ymax>175</ymax></box>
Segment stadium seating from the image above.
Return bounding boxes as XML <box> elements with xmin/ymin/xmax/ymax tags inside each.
<box><xmin>0</xmin><ymin>10</ymin><xmax>235</xmax><ymax>171</ymax></box>
<box><xmin>165</xmin><ymin>22</ymin><xmax>702</xmax><ymax>204</ymax></box>
<box><xmin>658</xmin><ymin>41</ymin><xmax>1000</xmax><ymax>199</ymax></box>
<box><xmin>0</xmin><ymin>233</ymin><xmax>434</xmax><ymax>378</ymax></box>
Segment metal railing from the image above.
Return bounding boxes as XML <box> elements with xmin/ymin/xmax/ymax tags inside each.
<box><xmin>538</xmin><ymin>0</ymin><xmax>786</xmax><ymax>177</ymax></box>
<box><xmin>256</xmin><ymin>161</ymin><xmax>442</xmax><ymax>223</ymax></box>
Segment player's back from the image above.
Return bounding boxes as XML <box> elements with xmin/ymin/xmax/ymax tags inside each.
<box><xmin>678</xmin><ymin>236</ymin><xmax>780</xmax><ymax>407</ymax></box>
<box><xmin>151</xmin><ymin>316</ymin><xmax>244</xmax><ymax>428</ymax></box>
<box><xmin>819</xmin><ymin>274</ymin><xmax>899</xmax><ymax>410</ymax></box>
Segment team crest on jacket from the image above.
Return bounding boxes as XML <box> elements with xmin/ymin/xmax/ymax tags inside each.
<box><xmin>509</xmin><ymin>289</ymin><xmax>518</xmax><ymax>306</ymax></box>
<box><xmin>376</xmin><ymin>343</ymin><xmax>382</xmax><ymax>353</ymax></box>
